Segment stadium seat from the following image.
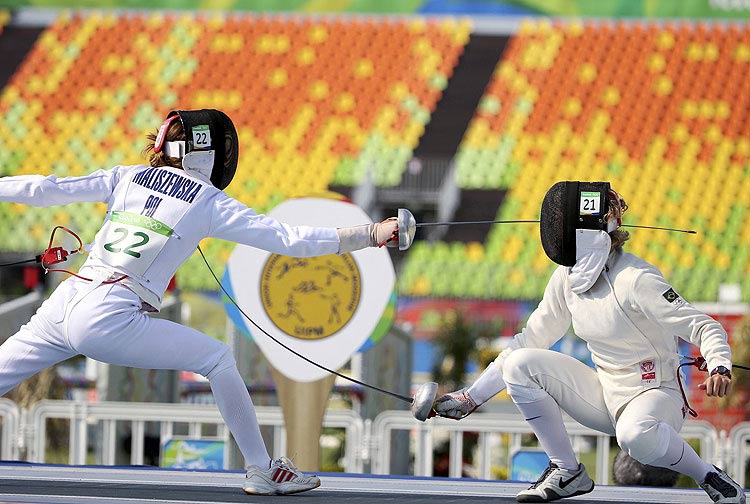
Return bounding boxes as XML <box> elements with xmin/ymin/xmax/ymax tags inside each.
<box><xmin>402</xmin><ymin>20</ymin><xmax>750</xmax><ymax>302</ymax></box>
<box><xmin>0</xmin><ymin>13</ymin><xmax>469</xmax><ymax>289</ymax></box>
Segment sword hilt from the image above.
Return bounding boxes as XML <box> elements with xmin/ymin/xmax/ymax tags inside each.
<box><xmin>397</xmin><ymin>208</ymin><xmax>417</xmax><ymax>251</ymax></box>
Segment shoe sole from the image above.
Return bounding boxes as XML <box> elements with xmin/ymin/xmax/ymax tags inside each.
<box><xmin>243</xmin><ymin>479</ymin><xmax>321</xmax><ymax>496</ymax></box>
<box><xmin>517</xmin><ymin>481</ymin><xmax>595</xmax><ymax>503</ymax></box>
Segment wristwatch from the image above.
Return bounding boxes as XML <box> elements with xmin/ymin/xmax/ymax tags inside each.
<box><xmin>710</xmin><ymin>365</ymin><xmax>732</xmax><ymax>380</ymax></box>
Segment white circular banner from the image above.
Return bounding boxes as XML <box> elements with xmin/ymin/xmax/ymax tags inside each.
<box><xmin>224</xmin><ymin>197</ymin><xmax>395</xmax><ymax>382</ymax></box>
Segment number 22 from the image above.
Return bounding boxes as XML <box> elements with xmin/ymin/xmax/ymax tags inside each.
<box><xmin>103</xmin><ymin>228</ymin><xmax>150</xmax><ymax>258</ymax></box>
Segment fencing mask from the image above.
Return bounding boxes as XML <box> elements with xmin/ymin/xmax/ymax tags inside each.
<box><xmin>540</xmin><ymin>181</ymin><xmax>624</xmax><ymax>266</ymax></box>
<box><xmin>154</xmin><ymin>109</ymin><xmax>239</xmax><ymax>190</ymax></box>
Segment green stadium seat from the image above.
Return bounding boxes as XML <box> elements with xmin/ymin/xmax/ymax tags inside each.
<box><xmin>400</xmin><ymin>20</ymin><xmax>750</xmax><ymax>302</ymax></box>
<box><xmin>0</xmin><ymin>13</ymin><xmax>469</xmax><ymax>289</ymax></box>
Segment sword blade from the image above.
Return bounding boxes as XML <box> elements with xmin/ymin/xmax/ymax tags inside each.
<box><xmin>413</xmin><ymin>220</ymin><xmax>697</xmax><ymax>234</ymax></box>
<box><xmin>415</xmin><ymin>220</ymin><xmax>538</xmax><ymax>227</ymax></box>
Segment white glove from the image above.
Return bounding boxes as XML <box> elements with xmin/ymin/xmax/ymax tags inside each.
<box><xmin>337</xmin><ymin>217</ymin><xmax>399</xmax><ymax>254</ymax></box>
<box><xmin>433</xmin><ymin>388</ymin><xmax>478</xmax><ymax>420</ymax></box>
<box><xmin>369</xmin><ymin>217</ymin><xmax>398</xmax><ymax>248</ymax></box>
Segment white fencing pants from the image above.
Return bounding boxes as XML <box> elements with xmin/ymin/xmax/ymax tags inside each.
<box><xmin>0</xmin><ymin>277</ymin><xmax>270</xmax><ymax>467</ymax></box>
<box><xmin>503</xmin><ymin>348</ymin><xmax>686</xmax><ymax>465</ymax></box>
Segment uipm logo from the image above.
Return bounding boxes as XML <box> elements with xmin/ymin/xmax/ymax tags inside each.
<box><xmin>260</xmin><ymin>254</ymin><xmax>361</xmax><ymax>341</ymax></box>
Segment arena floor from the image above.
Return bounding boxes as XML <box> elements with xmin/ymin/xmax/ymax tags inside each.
<box><xmin>0</xmin><ymin>463</ymin><xmax>744</xmax><ymax>504</ymax></box>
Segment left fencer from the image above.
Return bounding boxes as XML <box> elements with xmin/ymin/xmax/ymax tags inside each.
<box><xmin>0</xmin><ymin>109</ymin><xmax>399</xmax><ymax>496</ymax></box>
<box><xmin>433</xmin><ymin>181</ymin><xmax>746</xmax><ymax>504</ymax></box>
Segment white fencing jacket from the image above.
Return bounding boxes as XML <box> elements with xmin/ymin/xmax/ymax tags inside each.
<box><xmin>505</xmin><ymin>248</ymin><xmax>732</xmax><ymax>416</ymax></box>
<box><xmin>0</xmin><ymin>165</ymin><xmax>341</xmax><ymax>309</ymax></box>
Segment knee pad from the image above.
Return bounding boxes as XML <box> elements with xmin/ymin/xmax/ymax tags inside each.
<box><xmin>502</xmin><ymin>348</ymin><xmax>539</xmax><ymax>388</ymax></box>
<box><xmin>503</xmin><ymin>349</ymin><xmax>548</xmax><ymax>403</ymax></box>
<box><xmin>615</xmin><ymin>417</ymin><xmax>669</xmax><ymax>464</ymax></box>
<box><xmin>204</xmin><ymin>344</ymin><xmax>236</xmax><ymax>380</ymax></box>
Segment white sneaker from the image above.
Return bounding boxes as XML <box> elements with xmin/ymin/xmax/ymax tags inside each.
<box><xmin>243</xmin><ymin>456</ymin><xmax>321</xmax><ymax>496</ymax></box>
<box><xmin>516</xmin><ymin>462</ymin><xmax>594</xmax><ymax>503</ymax></box>
<box><xmin>700</xmin><ymin>466</ymin><xmax>747</xmax><ymax>504</ymax></box>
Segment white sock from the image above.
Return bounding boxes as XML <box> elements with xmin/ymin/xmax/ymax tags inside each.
<box><xmin>512</xmin><ymin>394</ymin><xmax>579</xmax><ymax>471</ymax></box>
<box><xmin>467</xmin><ymin>361</ymin><xmax>506</xmax><ymax>405</ymax></box>
<box><xmin>647</xmin><ymin>423</ymin><xmax>712</xmax><ymax>483</ymax></box>
<box><xmin>209</xmin><ymin>365</ymin><xmax>271</xmax><ymax>468</ymax></box>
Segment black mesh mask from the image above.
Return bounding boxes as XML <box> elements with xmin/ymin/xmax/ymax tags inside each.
<box><xmin>155</xmin><ymin>109</ymin><xmax>239</xmax><ymax>190</ymax></box>
<box><xmin>540</xmin><ymin>181</ymin><xmax>613</xmax><ymax>266</ymax></box>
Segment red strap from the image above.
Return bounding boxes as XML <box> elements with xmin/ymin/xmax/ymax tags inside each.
<box><xmin>676</xmin><ymin>356</ymin><xmax>709</xmax><ymax>418</ymax></box>
<box><xmin>377</xmin><ymin>226</ymin><xmax>400</xmax><ymax>248</ymax></box>
<box><xmin>39</xmin><ymin>226</ymin><xmax>82</xmax><ymax>269</ymax></box>
<box><xmin>154</xmin><ymin>114</ymin><xmax>180</xmax><ymax>153</ymax></box>
<box><xmin>41</xmin><ymin>226</ymin><xmax>127</xmax><ymax>285</ymax></box>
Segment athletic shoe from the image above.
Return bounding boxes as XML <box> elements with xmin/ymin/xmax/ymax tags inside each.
<box><xmin>700</xmin><ymin>466</ymin><xmax>747</xmax><ymax>504</ymax></box>
<box><xmin>516</xmin><ymin>462</ymin><xmax>594</xmax><ymax>503</ymax></box>
<box><xmin>243</xmin><ymin>456</ymin><xmax>321</xmax><ymax>495</ymax></box>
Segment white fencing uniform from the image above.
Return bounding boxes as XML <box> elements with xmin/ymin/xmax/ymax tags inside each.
<box><xmin>0</xmin><ymin>164</ymin><xmax>343</xmax><ymax>467</ymax></box>
<box><xmin>3</xmin><ymin>165</ymin><xmax>340</xmax><ymax>309</ymax></box>
<box><xmin>494</xmin><ymin>248</ymin><xmax>732</xmax><ymax>465</ymax></box>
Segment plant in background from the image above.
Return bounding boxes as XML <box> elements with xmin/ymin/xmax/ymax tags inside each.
<box><xmin>431</xmin><ymin>310</ymin><xmax>477</xmax><ymax>391</ymax></box>
<box><xmin>430</xmin><ymin>311</ymin><xmax>505</xmax><ymax>477</ymax></box>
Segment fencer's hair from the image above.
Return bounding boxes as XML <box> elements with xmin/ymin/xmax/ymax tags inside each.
<box><xmin>143</xmin><ymin>120</ymin><xmax>185</xmax><ymax>169</ymax></box>
<box><xmin>610</xmin><ymin>229</ymin><xmax>630</xmax><ymax>250</ymax></box>
<box><xmin>607</xmin><ymin>191</ymin><xmax>630</xmax><ymax>251</ymax></box>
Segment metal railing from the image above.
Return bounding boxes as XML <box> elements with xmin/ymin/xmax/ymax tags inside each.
<box><xmin>0</xmin><ymin>398</ymin><xmax>738</xmax><ymax>482</ymax></box>
<box><xmin>369</xmin><ymin>411</ymin><xmax>722</xmax><ymax>484</ymax></box>
<box><xmin>27</xmin><ymin>400</ymin><xmax>363</xmax><ymax>471</ymax></box>
<box><xmin>0</xmin><ymin>398</ymin><xmax>20</xmax><ymax>460</ymax></box>
<box><xmin>730</xmin><ymin>422</ymin><xmax>750</xmax><ymax>487</ymax></box>
<box><xmin>371</xmin><ymin>411</ymin><xmax>612</xmax><ymax>482</ymax></box>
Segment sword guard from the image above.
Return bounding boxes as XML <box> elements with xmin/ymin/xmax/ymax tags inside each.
<box><xmin>397</xmin><ymin>208</ymin><xmax>416</xmax><ymax>251</ymax></box>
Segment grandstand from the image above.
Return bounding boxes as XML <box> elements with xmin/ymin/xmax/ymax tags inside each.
<box><xmin>1</xmin><ymin>13</ymin><xmax>745</xmax><ymax>301</ymax></box>
<box><xmin>0</xmin><ymin>3</ymin><xmax>748</xmax><ymax>499</ymax></box>
<box><xmin>400</xmin><ymin>20</ymin><xmax>750</xmax><ymax>302</ymax></box>
<box><xmin>0</xmin><ymin>12</ymin><xmax>470</xmax><ymax>289</ymax></box>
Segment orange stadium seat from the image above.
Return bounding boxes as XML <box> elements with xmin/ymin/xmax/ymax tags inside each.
<box><xmin>403</xmin><ymin>20</ymin><xmax>750</xmax><ymax>302</ymax></box>
<box><xmin>0</xmin><ymin>13</ymin><xmax>469</xmax><ymax>290</ymax></box>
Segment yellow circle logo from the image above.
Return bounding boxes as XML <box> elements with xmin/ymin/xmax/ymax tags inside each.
<box><xmin>260</xmin><ymin>254</ymin><xmax>361</xmax><ymax>340</ymax></box>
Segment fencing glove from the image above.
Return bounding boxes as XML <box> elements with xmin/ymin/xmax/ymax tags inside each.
<box><xmin>433</xmin><ymin>388</ymin><xmax>478</xmax><ymax>420</ymax></box>
<box><xmin>434</xmin><ymin>356</ymin><xmax>508</xmax><ymax>420</ymax></box>
<box><xmin>337</xmin><ymin>217</ymin><xmax>399</xmax><ymax>254</ymax></box>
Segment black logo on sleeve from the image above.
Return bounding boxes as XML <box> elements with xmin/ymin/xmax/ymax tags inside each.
<box><xmin>662</xmin><ymin>287</ymin><xmax>684</xmax><ymax>306</ymax></box>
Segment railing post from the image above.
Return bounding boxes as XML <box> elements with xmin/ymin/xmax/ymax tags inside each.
<box><xmin>131</xmin><ymin>420</ymin><xmax>145</xmax><ymax>465</ymax></box>
<box><xmin>716</xmin><ymin>429</ymin><xmax>729</xmax><ymax>470</ymax></box>
<box><xmin>596</xmin><ymin>435</ymin><xmax>609</xmax><ymax>485</ymax></box>
<box><xmin>415</xmin><ymin>423</ymin><xmax>433</xmax><ymax>477</ymax></box>
<box><xmin>70</xmin><ymin>402</ymin><xmax>89</xmax><ymax>465</ymax></box>
<box><xmin>101</xmin><ymin>420</ymin><xmax>116</xmax><ymax>465</ymax></box>
<box><xmin>729</xmin><ymin>423</ymin><xmax>749</xmax><ymax>487</ymax></box>
<box><xmin>449</xmin><ymin>430</ymin><xmax>463</xmax><ymax>478</ymax></box>
<box><xmin>479</xmin><ymin>432</ymin><xmax>492</xmax><ymax>480</ymax></box>
<box><xmin>359</xmin><ymin>418</ymin><xmax>372</xmax><ymax>473</ymax></box>
<box><xmin>0</xmin><ymin>400</ymin><xmax>21</xmax><ymax>460</ymax></box>
<box><xmin>32</xmin><ymin>404</ymin><xmax>46</xmax><ymax>463</ymax></box>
